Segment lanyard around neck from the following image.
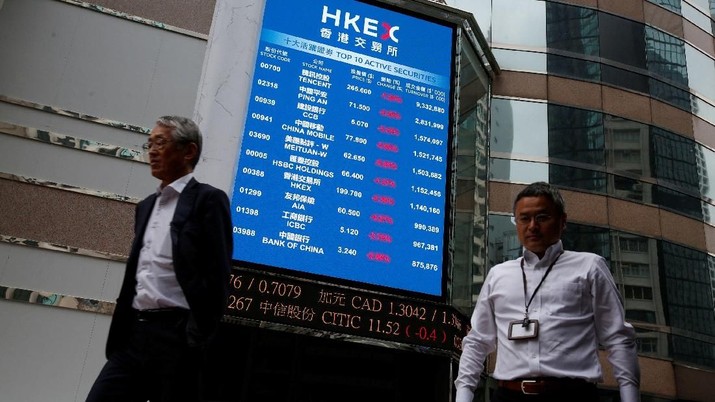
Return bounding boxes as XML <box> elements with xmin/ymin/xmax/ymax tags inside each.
<box><xmin>519</xmin><ymin>252</ymin><xmax>563</xmax><ymax>320</ymax></box>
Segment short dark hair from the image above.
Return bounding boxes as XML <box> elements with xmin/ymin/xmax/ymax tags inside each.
<box><xmin>156</xmin><ymin>115</ymin><xmax>202</xmax><ymax>168</ymax></box>
<box><xmin>513</xmin><ymin>181</ymin><xmax>566</xmax><ymax>216</ymax></box>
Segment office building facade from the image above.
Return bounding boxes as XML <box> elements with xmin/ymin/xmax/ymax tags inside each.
<box><xmin>472</xmin><ymin>0</ymin><xmax>715</xmax><ymax>400</ymax></box>
<box><xmin>0</xmin><ymin>0</ymin><xmax>713</xmax><ymax>401</ymax></box>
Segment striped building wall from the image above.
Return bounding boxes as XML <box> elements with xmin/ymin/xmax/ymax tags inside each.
<box><xmin>0</xmin><ymin>1</ymin><xmax>213</xmax><ymax>400</ymax></box>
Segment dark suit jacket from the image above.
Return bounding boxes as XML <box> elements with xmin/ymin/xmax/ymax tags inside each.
<box><xmin>106</xmin><ymin>178</ymin><xmax>233</xmax><ymax>356</ymax></box>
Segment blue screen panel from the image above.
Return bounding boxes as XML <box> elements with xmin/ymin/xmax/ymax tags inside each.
<box><xmin>230</xmin><ymin>0</ymin><xmax>453</xmax><ymax>296</ymax></box>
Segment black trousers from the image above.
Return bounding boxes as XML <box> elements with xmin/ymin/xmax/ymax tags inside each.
<box><xmin>86</xmin><ymin>311</ymin><xmax>203</xmax><ymax>402</ymax></box>
<box><xmin>492</xmin><ymin>382</ymin><xmax>598</xmax><ymax>402</ymax></box>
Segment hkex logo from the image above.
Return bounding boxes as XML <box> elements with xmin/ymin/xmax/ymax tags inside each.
<box><xmin>321</xmin><ymin>5</ymin><xmax>400</xmax><ymax>43</ymax></box>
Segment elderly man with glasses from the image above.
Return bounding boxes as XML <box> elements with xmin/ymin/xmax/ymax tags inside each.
<box><xmin>87</xmin><ymin>116</ymin><xmax>233</xmax><ymax>402</ymax></box>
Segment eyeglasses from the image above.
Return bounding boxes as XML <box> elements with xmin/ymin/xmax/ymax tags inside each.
<box><xmin>515</xmin><ymin>214</ymin><xmax>553</xmax><ymax>226</ymax></box>
<box><xmin>141</xmin><ymin>137</ymin><xmax>174</xmax><ymax>151</ymax></box>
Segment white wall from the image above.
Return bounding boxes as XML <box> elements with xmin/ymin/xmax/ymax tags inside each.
<box><xmin>0</xmin><ymin>0</ymin><xmax>212</xmax><ymax>400</ymax></box>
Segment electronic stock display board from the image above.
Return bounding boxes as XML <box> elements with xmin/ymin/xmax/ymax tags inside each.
<box><xmin>230</xmin><ymin>0</ymin><xmax>453</xmax><ymax>297</ymax></box>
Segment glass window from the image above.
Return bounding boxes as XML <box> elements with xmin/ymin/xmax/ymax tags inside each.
<box><xmin>491</xmin><ymin>98</ymin><xmax>715</xmax><ymax>223</ymax></box>
<box><xmin>638</xmin><ymin>337</ymin><xmax>659</xmax><ymax>353</ymax></box>
<box><xmin>682</xmin><ymin>1</ymin><xmax>713</xmax><ymax>33</ymax></box>
<box><xmin>602</xmin><ymin>64</ymin><xmax>650</xmax><ymax>94</ymax></box>
<box><xmin>548</xmin><ymin>104</ymin><xmax>605</xmax><ymax>166</ymax></box>
<box><xmin>488</xmin><ymin>158</ymin><xmax>549</xmax><ymax>183</ymax></box>
<box><xmin>620</xmin><ymin>238</ymin><xmax>649</xmax><ymax>253</ymax></box>
<box><xmin>702</xmin><ymin>201</ymin><xmax>715</xmax><ymax>225</ymax></box>
<box><xmin>547</xmin><ymin>53</ymin><xmax>600</xmax><ymax>82</ymax></box>
<box><xmin>546</xmin><ymin>2</ymin><xmax>599</xmax><ymax>57</ymax></box>
<box><xmin>613</xmin><ymin>149</ymin><xmax>642</xmax><ymax>162</ymax></box>
<box><xmin>618</xmin><ymin>156</ymin><xmax>643</xmax><ymax>172</ymax></box>
<box><xmin>645</xmin><ymin>26</ymin><xmax>691</xmax><ymax>109</ymax></box>
<box><xmin>625</xmin><ymin>285</ymin><xmax>654</xmax><ymax>300</ymax></box>
<box><xmin>598</xmin><ymin>12</ymin><xmax>647</xmax><ymax>69</ymax></box>
<box><xmin>450</xmin><ymin>0</ymin><xmax>492</xmax><ymax>42</ymax></box>
<box><xmin>614</xmin><ymin>130</ymin><xmax>642</xmax><ymax>143</ymax></box>
<box><xmin>493</xmin><ymin>48</ymin><xmax>546</xmax><ymax>73</ymax></box>
<box><xmin>487</xmin><ymin>215</ymin><xmax>522</xmax><ymax>268</ymax></box>
<box><xmin>671</xmin><ymin>335</ymin><xmax>715</xmax><ymax>368</ymax></box>
<box><xmin>611</xmin><ymin>175</ymin><xmax>648</xmax><ymax>202</ymax></box>
<box><xmin>650</xmin><ymin>127</ymin><xmax>701</xmax><ymax>193</ymax></box>
<box><xmin>660</xmin><ymin>242</ymin><xmax>715</xmax><ymax>336</ymax></box>
<box><xmin>648</xmin><ymin>0</ymin><xmax>682</xmax><ymax>13</ymax></box>
<box><xmin>453</xmin><ymin>211</ymin><xmax>478</xmax><ymax>314</ymax></box>
<box><xmin>686</xmin><ymin>0</ymin><xmax>715</xmax><ymax>18</ymax></box>
<box><xmin>497</xmin><ymin>1</ymin><xmax>715</xmax><ymax>125</ymax></box>
<box><xmin>545</xmin><ymin>2</ymin><xmax>601</xmax><ymax>82</ymax></box>
<box><xmin>649</xmin><ymin>78</ymin><xmax>693</xmax><ymax>110</ymax></box>
<box><xmin>622</xmin><ymin>262</ymin><xmax>652</xmax><ymax>278</ymax></box>
<box><xmin>692</xmin><ymin>95</ymin><xmax>715</xmax><ymax>126</ymax></box>
<box><xmin>549</xmin><ymin>164</ymin><xmax>608</xmax><ymax>193</ymax></box>
<box><xmin>561</xmin><ymin>223</ymin><xmax>610</xmax><ymax>257</ymax></box>
<box><xmin>627</xmin><ymin>309</ymin><xmax>657</xmax><ymax>323</ymax></box>
<box><xmin>645</xmin><ymin>26</ymin><xmax>688</xmax><ymax>83</ymax></box>
<box><xmin>654</xmin><ymin>186</ymin><xmax>704</xmax><ymax>220</ymax></box>
<box><xmin>449</xmin><ymin>32</ymin><xmax>490</xmax><ymax>314</ymax></box>
<box><xmin>492</xmin><ymin>0</ymin><xmax>546</xmax><ymax>48</ymax></box>
<box><xmin>685</xmin><ymin>45</ymin><xmax>715</xmax><ymax>105</ymax></box>
<box><xmin>698</xmin><ymin>142</ymin><xmax>715</xmax><ymax>200</ymax></box>
<box><xmin>687</xmin><ymin>0</ymin><xmax>711</xmax><ymax>11</ymax></box>
<box><xmin>490</xmin><ymin>99</ymin><xmax>548</xmax><ymax>156</ymax></box>
<box><xmin>605</xmin><ymin>115</ymin><xmax>648</xmax><ymax>174</ymax></box>
<box><xmin>645</xmin><ymin>27</ymin><xmax>688</xmax><ymax>85</ymax></box>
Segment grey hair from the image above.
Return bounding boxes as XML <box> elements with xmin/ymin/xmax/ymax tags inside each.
<box><xmin>156</xmin><ymin>115</ymin><xmax>202</xmax><ymax>168</ymax></box>
<box><xmin>513</xmin><ymin>181</ymin><xmax>566</xmax><ymax>216</ymax></box>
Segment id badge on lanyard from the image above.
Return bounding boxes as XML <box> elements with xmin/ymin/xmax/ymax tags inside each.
<box><xmin>508</xmin><ymin>252</ymin><xmax>562</xmax><ymax>341</ymax></box>
<box><xmin>508</xmin><ymin>319</ymin><xmax>539</xmax><ymax>340</ymax></box>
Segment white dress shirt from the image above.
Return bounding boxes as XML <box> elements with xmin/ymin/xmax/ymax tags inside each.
<box><xmin>132</xmin><ymin>174</ymin><xmax>194</xmax><ymax>311</ymax></box>
<box><xmin>455</xmin><ymin>241</ymin><xmax>640</xmax><ymax>402</ymax></box>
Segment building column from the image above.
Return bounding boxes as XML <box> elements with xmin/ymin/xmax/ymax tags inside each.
<box><xmin>193</xmin><ymin>0</ymin><xmax>266</xmax><ymax>193</ymax></box>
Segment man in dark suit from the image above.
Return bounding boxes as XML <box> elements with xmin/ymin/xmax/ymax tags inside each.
<box><xmin>87</xmin><ymin>115</ymin><xmax>233</xmax><ymax>402</ymax></box>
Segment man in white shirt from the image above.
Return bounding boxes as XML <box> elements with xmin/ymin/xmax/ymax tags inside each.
<box><xmin>86</xmin><ymin>116</ymin><xmax>233</xmax><ymax>401</ymax></box>
<box><xmin>455</xmin><ymin>182</ymin><xmax>640</xmax><ymax>402</ymax></box>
